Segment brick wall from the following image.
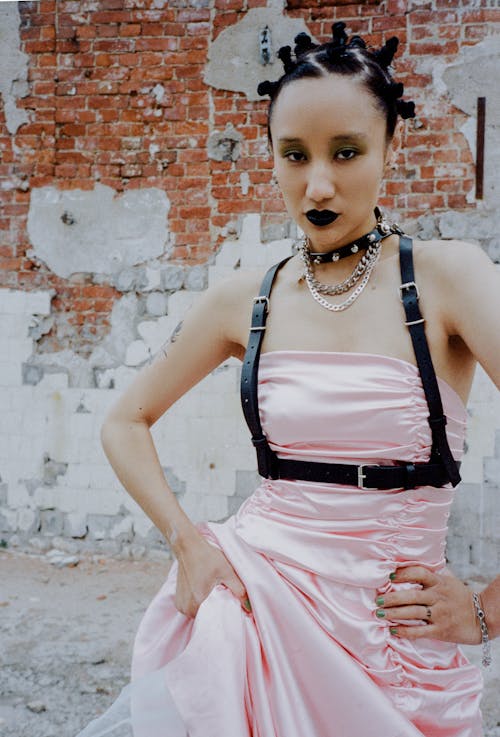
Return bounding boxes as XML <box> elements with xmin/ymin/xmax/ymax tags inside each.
<box><xmin>2</xmin><ymin>1</ymin><xmax>499</xmax><ymax>356</ymax></box>
<box><xmin>1</xmin><ymin>0</ymin><xmax>500</xmax><ymax>568</ymax></box>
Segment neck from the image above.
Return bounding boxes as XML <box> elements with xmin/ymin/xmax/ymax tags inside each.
<box><xmin>305</xmin><ymin>209</ymin><xmax>401</xmax><ymax>265</ymax></box>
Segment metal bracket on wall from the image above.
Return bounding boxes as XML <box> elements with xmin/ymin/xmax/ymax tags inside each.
<box><xmin>259</xmin><ymin>26</ymin><xmax>272</xmax><ymax>65</ymax></box>
<box><xmin>476</xmin><ymin>96</ymin><xmax>486</xmax><ymax>200</ymax></box>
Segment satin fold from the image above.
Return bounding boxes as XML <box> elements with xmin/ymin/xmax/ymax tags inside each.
<box><xmin>75</xmin><ymin>351</ymin><xmax>483</xmax><ymax>737</ymax></box>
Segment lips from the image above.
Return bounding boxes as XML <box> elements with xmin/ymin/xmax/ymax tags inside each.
<box><xmin>305</xmin><ymin>210</ymin><xmax>339</xmax><ymax>227</ymax></box>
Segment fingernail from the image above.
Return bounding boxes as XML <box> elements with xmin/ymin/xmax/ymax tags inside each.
<box><xmin>376</xmin><ymin>609</ymin><xmax>386</xmax><ymax>618</ymax></box>
<box><xmin>389</xmin><ymin>572</ymin><xmax>397</xmax><ymax>581</ymax></box>
<box><xmin>376</xmin><ymin>596</ymin><xmax>385</xmax><ymax>606</ymax></box>
<box><xmin>390</xmin><ymin>627</ymin><xmax>398</xmax><ymax>636</ymax></box>
<box><xmin>244</xmin><ymin>598</ymin><xmax>252</xmax><ymax>612</ymax></box>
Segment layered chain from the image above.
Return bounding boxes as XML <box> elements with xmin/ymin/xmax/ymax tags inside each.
<box><xmin>301</xmin><ymin>240</ymin><xmax>382</xmax><ymax>312</ymax></box>
<box><xmin>299</xmin><ymin>236</ymin><xmax>381</xmax><ymax>296</ymax></box>
<box><xmin>298</xmin><ymin>212</ymin><xmax>401</xmax><ymax>312</ymax></box>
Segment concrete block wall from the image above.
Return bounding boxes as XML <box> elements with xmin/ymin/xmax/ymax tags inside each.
<box><xmin>0</xmin><ymin>1</ymin><xmax>499</xmax><ymax>575</ymax></box>
<box><xmin>0</xmin><ymin>214</ymin><xmax>292</xmax><ymax>558</ymax></box>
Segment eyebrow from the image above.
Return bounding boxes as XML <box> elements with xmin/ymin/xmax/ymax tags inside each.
<box><xmin>277</xmin><ymin>134</ymin><xmax>369</xmax><ymax>144</ymax></box>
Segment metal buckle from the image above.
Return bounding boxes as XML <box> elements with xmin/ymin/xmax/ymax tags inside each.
<box><xmin>253</xmin><ymin>296</ymin><xmax>269</xmax><ymax>312</ymax></box>
<box><xmin>357</xmin><ymin>465</ymin><xmax>376</xmax><ymax>490</ymax></box>
<box><xmin>398</xmin><ymin>281</ymin><xmax>420</xmax><ymax>302</ymax></box>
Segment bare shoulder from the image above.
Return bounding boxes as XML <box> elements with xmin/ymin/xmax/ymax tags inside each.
<box><xmin>204</xmin><ymin>266</ymin><xmax>270</xmax><ymax>316</ymax></box>
<box><xmin>201</xmin><ymin>265</ymin><xmax>272</xmax><ymax>351</ymax></box>
<box><xmin>413</xmin><ymin>238</ymin><xmax>493</xmax><ymax>277</ymax></box>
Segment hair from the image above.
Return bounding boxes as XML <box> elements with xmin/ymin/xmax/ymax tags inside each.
<box><xmin>257</xmin><ymin>22</ymin><xmax>416</xmax><ymax>144</ymax></box>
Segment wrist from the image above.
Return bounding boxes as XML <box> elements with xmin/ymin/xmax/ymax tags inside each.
<box><xmin>167</xmin><ymin>520</ymin><xmax>202</xmax><ymax>557</ymax></box>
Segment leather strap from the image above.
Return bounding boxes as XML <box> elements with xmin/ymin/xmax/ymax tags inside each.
<box><xmin>273</xmin><ymin>458</ymin><xmax>459</xmax><ymax>490</ymax></box>
<box><xmin>398</xmin><ymin>235</ymin><xmax>461</xmax><ymax>487</ymax></box>
<box><xmin>240</xmin><ymin>257</ymin><xmax>291</xmax><ymax>479</ymax></box>
<box><xmin>240</xmin><ymin>235</ymin><xmax>461</xmax><ymax>489</ymax></box>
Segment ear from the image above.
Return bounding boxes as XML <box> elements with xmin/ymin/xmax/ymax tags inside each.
<box><xmin>385</xmin><ymin>120</ymin><xmax>403</xmax><ymax>171</ymax></box>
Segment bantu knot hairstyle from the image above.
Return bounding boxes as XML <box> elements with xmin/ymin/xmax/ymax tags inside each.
<box><xmin>257</xmin><ymin>22</ymin><xmax>416</xmax><ymax>140</ymax></box>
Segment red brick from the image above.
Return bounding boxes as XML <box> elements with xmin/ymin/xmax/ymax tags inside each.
<box><xmin>119</xmin><ymin>23</ymin><xmax>142</xmax><ymax>36</ymax></box>
<box><xmin>93</xmin><ymin>39</ymin><xmax>134</xmax><ymax>53</ymax></box>
<box><xmin>95</xmin><ymin>53</ymin><xmax>114</xmax><ymax>67</ymax></box>
<box><xmin>37</xmin><ymin>53</ymin><xmax>58</xmax><ymax>67</ymax></box>
<box><xmin>75</xmin><ymin>25</ymin><xmax>96</xmax><ymax>39</ymax></box>
<box><xmin>464</xmin><ymin>25</ymin><xmax>488</xmax><ymax>42</ymax></box>
<box><xmin>95</xmin><ymin>23</ymin><xmax>119</xmax><ymax>38</ymax></box>
<box><xmin>177</xmin><ymin>9</ymin><xmax>210</xmax><ymax>22</ymax></box>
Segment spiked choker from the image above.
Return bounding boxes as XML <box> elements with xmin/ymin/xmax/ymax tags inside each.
<box><xmin>306</xmin><ymin>208</ymin><xmax>403</xmax><ymax>265</ymax></box>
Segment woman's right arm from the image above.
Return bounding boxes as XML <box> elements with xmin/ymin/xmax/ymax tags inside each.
<box><xmin>100</xmin><ymin>273</ymin><xmax>255</xmax><ymax>616</ymax></box>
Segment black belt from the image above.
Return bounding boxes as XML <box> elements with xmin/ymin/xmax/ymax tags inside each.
<box><xmin>251</xmin><ymin>445</ymin><xmax>459</xmax><ymax>490</ymax></box>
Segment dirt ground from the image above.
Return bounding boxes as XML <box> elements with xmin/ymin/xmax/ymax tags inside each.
<box><xmin>1</xmin><ymin>550</ymin><xmax>499</xmax><ymax>737</ymax></box>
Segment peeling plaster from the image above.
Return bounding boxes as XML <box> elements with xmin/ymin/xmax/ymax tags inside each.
<box><xmin>205</xmin><ymin>6</ymin><xmax>310</xmax><ymax>101</ymax></box>
<box><xmin>27</xmin><ymin>184</ymin><xmax>170</xmax><ymax>279</ymax></box>
<box><xmin>415</xmin><ymin>36</ymin><xmax>500</xmax><ymax>258</ymax></box>
<box><xmin>442</xmin><ymin>36</ymin><xmax>500</xmax><ymax>209</ymax></box>
<box><xmin>0</xmin><ymin>3</ymin><xmax>30</xmax><ymax>134</ymax></box>
<box><xmin>208</xmin><ymin>123</ymin><xmax>243</xmax><ymax>162</ymax></box>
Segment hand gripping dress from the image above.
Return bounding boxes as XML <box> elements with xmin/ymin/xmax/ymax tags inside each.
<box><xmin>77</xmin><ymin>349</ymin><xmax>484</xmax><ymax>737</ymax></box>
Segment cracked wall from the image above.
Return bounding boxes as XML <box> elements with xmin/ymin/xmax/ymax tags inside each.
<box><xmin>414</xmin><ymin>35</ymin><xmax>500</xmax><ymax>261</ymax></box>
<box><xmin>0</xmin><ymin>3</ymin><xmax>29</xmax><ymax>135</ymax></box>
<box><xmin>1</xmin><ymin>2</ymin><xmax>500</xmax><ymax>574</ymax></box>
<box><xmin>27</xmin><ymin>184</ymin><xmax>170</xmax><ymax>278</ymax></box>
<box><xmin>0</xmin><ymin>216</ymin><xmax>290</xmax><ymax>558</ymax></box>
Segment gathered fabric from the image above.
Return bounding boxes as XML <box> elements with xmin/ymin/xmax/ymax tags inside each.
<box><xmin>76</xmin><ymin>351</ymin><xmax>483</xmax><ymax>737</ymax></box>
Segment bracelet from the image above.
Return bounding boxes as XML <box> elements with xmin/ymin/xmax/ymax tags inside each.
<box><xmin>472</xmin><ymin>592</ymin><xmax>492</xmax><ymax>667</ymax></box>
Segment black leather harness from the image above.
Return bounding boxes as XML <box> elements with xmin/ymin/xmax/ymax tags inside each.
<box><xmin>240</xmin><ymin>235</ymin><xmax>461</xmax><ymax>490</ymax></box>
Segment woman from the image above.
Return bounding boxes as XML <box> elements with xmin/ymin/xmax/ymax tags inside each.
<box><xmin>78</xmin><ymin>23</ymin><xmax>499</xmax><ymax>737</ymax></box>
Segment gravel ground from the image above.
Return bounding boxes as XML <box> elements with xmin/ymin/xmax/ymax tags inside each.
<box><xmin>1</xmin><ymin>550</ymin><xmax>499</xmax><ymax>737</ymax></box>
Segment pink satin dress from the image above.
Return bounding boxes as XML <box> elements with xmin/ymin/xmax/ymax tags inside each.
<box><xmin>77</xmin><ymin>351</ymin><xmax>484</xmax><ymax>737</ymax></box>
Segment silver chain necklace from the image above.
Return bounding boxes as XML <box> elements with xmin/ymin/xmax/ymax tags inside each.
<box><xmin>302</xmin><ymin>242</ymin><xmax>382</xmax><ymax>312</ymax></box>
<box><xmin>298</xmin><ymin>212</ymin><xmax>402</xmax><ymax>312</ymax></box>
<box><xmin>299</xmin><ymin>236</ymin><xmax>381</xmax><ymax>295</ymax></box>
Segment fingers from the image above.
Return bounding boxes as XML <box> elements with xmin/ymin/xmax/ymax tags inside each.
<box><xmin>375</xmin><ymin>567</ymin><xmax>439</xmax><ymax>629</ymax></box>
<box><xmin>375</xmin><ymin>604</ymin><xmax>432</xmax><ymax>622</ymax></box>
<box><xmin>376</xmin><ymin>588</ymin><xmax>435</xmax><ymax>609</ymax></box>
<box><xmin>389</xmin><ymin>623</ymin><xmax>438</xmax><ymax>640</ymax></box>
<box><xmin>390</xmin><ymin>565</ymin><xmax>438</xmax><ymax>588</ymax></box>
<box><xmin>223</xmin><ymin>574</ymin><xmax>252</xmax><ymax>613</ymax></box>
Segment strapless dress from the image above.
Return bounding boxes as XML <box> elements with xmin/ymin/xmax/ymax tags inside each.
<box><xmin>76</xmin><ymin>351</ymin><xmax>484</xmax><ymax>737</ymax></box>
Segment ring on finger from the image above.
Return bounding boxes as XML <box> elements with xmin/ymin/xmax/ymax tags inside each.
<box><xmin>424</xmin><ymin>605</ymin><xmax>432</xmax><ymax>623</ymax></box>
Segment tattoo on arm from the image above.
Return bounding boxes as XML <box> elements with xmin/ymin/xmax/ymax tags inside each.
<box><xmin>158</xmin><ymin>320</ymin><xmax>184</xmax><ymax>361</ymax></box>
<box><xmin>170</xmin><ymin>321</ymin><xmax>183</xmax><ymax>344</ymax></box>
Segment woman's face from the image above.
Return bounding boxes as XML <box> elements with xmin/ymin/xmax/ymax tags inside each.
<box><xmin>270</xmin><ymin>74</ymin><xmax>393</xmax><ymax>252</ymax></box>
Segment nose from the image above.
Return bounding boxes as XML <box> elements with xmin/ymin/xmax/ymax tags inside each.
<box><xmin>305</xmin><ymin>162</ymin><xmax>335</xmax><ymax>204</ymax></box>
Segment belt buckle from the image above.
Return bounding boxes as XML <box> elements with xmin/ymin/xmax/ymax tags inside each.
<box><xmin>253</xmin><ymin>295</ymin><xmax>269</xmax><ymax>312</ymax></box>
<box><xmin>357</xmin><ymin>465</ymin><xmax>375</xmax><ymax>490</ymax></box>
<box><xmin>398</xmin><ymin>281</ymin><xmax>420</xmax><ymax>302</ymax></box>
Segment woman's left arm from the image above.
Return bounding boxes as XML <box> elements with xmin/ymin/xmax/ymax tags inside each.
<box><xmin>377</xmin><ymin>240</ymin><xmax>500</xmax><ymax>645</ymax></box>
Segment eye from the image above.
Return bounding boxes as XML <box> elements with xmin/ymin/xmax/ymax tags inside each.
<box><xmin>283</xmin><ymin>150</ymin><xmax>306</xmax><ymax>163</ymax></box>
<box><xmin>335</xmin><ymin>148</ymin><xmax>358</xmax><ymax>161</ymax></box>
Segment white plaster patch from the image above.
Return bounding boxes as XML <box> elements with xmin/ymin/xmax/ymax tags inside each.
<box><xmin>442</xmin><ymin>36</ymin><xmax>500</xmax><ymax>209</ymax></box>
<box><xmin>149</xmin><ymin>143</ymin><xmax>160</xmax><ymax>159</ymax></box>
<box><xmin>27</xmin><ymin>184</ymin><xmax>170</xmax><ymax>278</ymax></box>
<box><xmin>240</xmin><ymin>172</ymin><xmax>250</xmax><ymax>195</ymax></box>
<box><xmin>205</xmin><ymin>7</ymin><xmax>311</xmax><ymax>101</ymax></box>
<box><xmin>0</xmin><ymin>2</ymin><xmax>29</xmax><ymax>134</ymax></box>
<box><xmin>151</xmin><ymin>84</ymin><xmax>165</xmax><ymax>103</ymax></box>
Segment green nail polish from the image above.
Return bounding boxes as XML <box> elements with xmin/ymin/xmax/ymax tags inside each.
<box><xmin>390</xmin><ymin>627</ymin><xmax>398</xmax><ymax>635</ymax></box>
<box><xmin>389</xmin><ymin>572</ymin><xmax>397</xmax><ymax>581</ymax></box>
<box><xmin>376</xmin><ymin>596</ymin><xmax>385</xmax><ymax>607</ymax></box>
<box><xmin>244</xmin><ymin>598</ymin><xmax>252</xmax><ymax>612</ymax></box>
<box><xmin>376</xmin><ymin>609</ymin><xmax>386</xmax><ymax>618</ymax></box>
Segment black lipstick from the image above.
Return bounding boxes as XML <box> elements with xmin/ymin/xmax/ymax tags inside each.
<box><xmin>306</xmin><ymin>210</ymin><xmax>339</xmax><ymax>227</ymax></box>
